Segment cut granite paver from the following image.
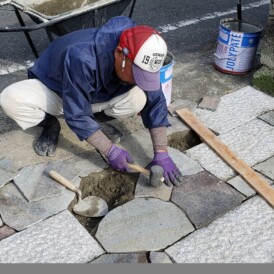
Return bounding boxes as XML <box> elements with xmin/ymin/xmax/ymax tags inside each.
<box><xmin>95</xmin><ymin>198</ymin><xmax>195</xmax><ymax>252</ymax></box>
<box><xmin>258</xmin><ymin>110</ymin><xmax>274</xmax><ymax>126</ymax></box>
<box><xmin>0</xmin><ymin>225</ymin><xmax>16</xmax><ymax>241</ymax></box>
<box><xmin>254</xmin><ymin>156</ymin><xmax>274</xmax><ymax>181</ymax></box>
<box><xmin>171</xmin><ymin>171</ymin><xmax>245</xmax><ymax>228</ymax></box>
<box><xmin>186</xmin><ymin>118</ymin><xmax>274</xmax><ymax>181</ymax></box>
<box><xmin>194</xmin><ymin>86</ymin><xmax>274</xmax><ymax>134</ymax></box>
<box><xmin>149</xmin><ymin>252</ymin><xmax>173</xmax><ymax>264</ymax></box>
<box><xmin>198</xmin><ymin>96</ymin><xmax>221</xmax><ymax>111</ymax></box>
<box><xmin>168</xmin><ymin>99</ymin><xmax>197</xmax><ymax>116</ymax></box>
<box><xmin>0</xmin><ymin>157</ymin><xmax>19</xmax><ymax>188</ymax></box>
<box><xmin>135</xmin><ymin>147</ymin><xmax>204</xmax><ymax>200</ymax></box>
<box><xmin>0</xmin><ymin>177</ymin><xmax>80</xmax><ymax>231</ymax></box>
<box><xmin>90</xmin><ymin>253</ymin><xmax>148</xmax><ymax>263</ymax></box>
<box><xmin>0</xmin><ymin>210</ymin><xmax>104</xmax><ymax>263</ymax></box>
<box><xmin>227</xmin><ymin>176</ymin><xmax>256</xmax><ymax>197</ymax></box>
<box><xmin>165</xmin><ymin>196</ymin><xmax>274</xmax><ymax>263</ymax></box>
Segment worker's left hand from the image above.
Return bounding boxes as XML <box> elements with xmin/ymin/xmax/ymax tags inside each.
<box><xmin>147</xmin><ymin>152</ymin><xmax>183</xmax><ymax>187</ymax></box>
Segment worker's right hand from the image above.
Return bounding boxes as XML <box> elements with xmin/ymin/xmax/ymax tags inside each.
<box><xmin>106</xmin><ymin>144</ymin><xmax>134</xmax><ymax>172</ymax></box>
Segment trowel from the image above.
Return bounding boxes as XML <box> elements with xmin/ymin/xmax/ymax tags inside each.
<box><xmin>48</xmin><ymin>170</ymin><xmax>108</xmax><ymax>217</ymax></box>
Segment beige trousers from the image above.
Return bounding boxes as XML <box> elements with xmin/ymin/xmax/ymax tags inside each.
<box><xmin>0</xmin><ymin>79</ymin><xmax>147</xmax><ymax>130</ymax></box>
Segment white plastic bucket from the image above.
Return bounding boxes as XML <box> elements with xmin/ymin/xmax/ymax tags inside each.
<box><xmin>214</xmin><ymin>18</ymin><xmax>263</xmax><ymax>74</ymax></box>
<box><xmin>160</xmin><ymin>51</ymin><xmax>174</xmax><ymax>106</ymax></box>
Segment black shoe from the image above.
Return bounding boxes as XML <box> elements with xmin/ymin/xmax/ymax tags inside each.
<box><xmin>34</xmin><ymin>114</ymin><xmax>61</xmax><ymax>157</ymax></box>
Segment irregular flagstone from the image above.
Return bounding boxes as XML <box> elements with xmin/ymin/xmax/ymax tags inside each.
<box><xmin>171</xmin><ymin>171</ymin><xmax>245</xmax><ymax>228</ymax></box>
<box><xmin>185</xmin><ymin>119</ymin><xmax>274</xmax><ymax>181</ymax></box>
<box><xmin>168</xmin><ymin>99</ymin><xmax>197</xmax><ymax>117</ymax></box>
<box><xmin>0</xmin><ymin>177</ymin><xmax>80</xmax><ymax>231</ymax></box>
<box><xmin>90</xmin><ymin>253</ymin><xmax>148</xmax><ymax>263</ymax></box>
<box><xmin>166</xmin><ymin>115</ymin><xmax>190</xmax><ymax>135</ymax></box>
<box><xmin>95</xmin><ymin>198</ymin><xmax>195</xmax><ymax>252</ymax></box>
<box><xmin>0</xmin><ymin>157</ymin><xmax>19</xmax><ymax>188</ymax></box>
<box><xmin>165</xmin><ymin>196</ymin><xmax>274</xmax><ymax>263</ymax></box>
<box><xmin>258</xmin><ymin>110</ymin><xmax>274</xmax><ymax>126</ymax></box>
<box><xmin>198</xmin><ymin>96</ymin><xmax>221</xmax><ymax>111</ymax></box>
<box><xmin>135</xmin><ymin>147</ymin><xmax>203</xmax><ymax>200</ymax></box>
<box><xmin>14</xmin><ymin>160</ymin><xmax>78</xmax><ymax>202</ymax></box>
<box><xmin>254</xmin><ymin>157</ymin><xmax>274</xmax><ymax>181</ymax></box>
<box><xmin>0</xmin><ymin>225</ymin><xmax>16</xmax><ymax>241</ymax></box>
<box><xmin>149</xmin><ymin>252</ymin><xmax>173</xmax><ymax>264</ymax></box>
<box><xmin>194</xmin><ymin>86</ymin><xmax>274</xmax><ymax>134</ymax></box>
<box><xmin>0</xmin><ymin>210</ymin><xmax>104</xmax><ymax>263</ymax></box>
<box><xmin>227</xmin><ymin>176</ymin><xmax>256</xmax><ymax>197</ymax></box>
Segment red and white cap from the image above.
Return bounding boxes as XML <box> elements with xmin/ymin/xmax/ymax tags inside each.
<box><xmin>119</xmin><ymin>25</ymin><xmax>167</xmax><ymax>91</ymax></box>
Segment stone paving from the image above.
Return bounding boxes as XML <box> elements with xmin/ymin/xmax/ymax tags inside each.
<box><xmin>0</xmin><ymin>85</ymin><xmax>274</xmax><ymax>263</ymax></box>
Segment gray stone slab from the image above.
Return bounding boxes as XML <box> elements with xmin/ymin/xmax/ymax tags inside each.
<box><xmin>149</xmin><ymin>252</ymin><xmax>173</xmax><ymax>264</ymax></box>
<box><xmin>0</xmin><ymin>177</ymin><xmax>80</xmax><ymax>231</ymax></box>
<box><xmin>254</xmin><ymin>157</ymin><xmax>274</xmax><ymax>181</ymax></box>
<box><xmin>95</xmin><ymin>198</ymin><xmax>194</xmax><ymax>252</ymax></box>
<box><xmin>0</xmin><ymin>157</ymin><xmax>19</xmax><ymax>188</ymax></box>
<box><xmin>198</xmin><ymin>96</ymin><xmax>221</xmax><ymax>111</ymax></box>
<box><xmin>194</xmin><ymin>86</ymin><xmax>274</xmax><ymax>134</ymax></box>
<box><xmin>227</xmin><ymin>176</ymin><xmax>256</xmax><ymax>197</ymax></box>
<box><xmin>186</xmin><ymin>119</ymin><xmax>274</xmax><ymax>181</ymax></box>
<box><xmin>166</xmin><ymin>115</ymin><xmax>190</xmax><ymax>135</ymax></box>
<box><xmin>165</xmin><ymin>196</ymin><xmax>274</xmax><ymax>263</ymax></box>
<box><xmin>90</xmin><ymin>253</ymin><xmax>148</xmax><ymax>263</ymax></box>
<box><xmin>13</xmin><ymin>161</ymin><xmax>78</xmax><ymax>202</ymax></box>
<box><xmin>0</xmin><ymin>225</ymin><xmax>16</xmax><ymax>241</ymax></box>
<box><xmin>0</xmin><ymin>210</ymin><xmax>104</xmax><ymax>263</ymax></box>
<box><xmin>258</xmin><ymin>110</ymin><xmax>274</xmax><ymax>126</ymax></box>
<box><xmin>171</xmin><ymin>171</ymin><xmax>245</xmax><ymax>228</ymax></box>
<box><xmin>168</xmin><ymin>99</ymin><xmax>197</xmax><ymax>116</ymax></box>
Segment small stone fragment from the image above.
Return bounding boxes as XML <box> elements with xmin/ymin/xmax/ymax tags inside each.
<box><xmin>198</xmin><ymin>96</ymin><xmax>221</xmax><ymax>111</ymax></box>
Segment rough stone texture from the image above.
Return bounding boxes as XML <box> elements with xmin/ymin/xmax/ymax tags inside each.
<box><xmin>0</xmin><ymin>157</ymin><xmax>19</xmax><ymax>188</ymax></box>
<box><xmin>171</xmin><ymin>171</ymin><xmax>245</xmax><ymax>228</ymax></box>
<box><xmin>95</xmin><ymin>198</ymin><xmax>195</xmax><ymax>252</ymax></box>
<box><xmin>0</xmin><ymin>210</ymin><xmax>104</xmax><ymax>263</ymax></box>
<box><xmin>227</xmin><ymin>176</ymin><xmax>256</xmax><ymax>197</ymax></box>
<box><xmin>198</xmin><ymin>96</ymin><xmax>221</xmax><ymax>111</ymax></box>
<box><xmin>0</xmin><ymin>225</ymin><xmax>16</xmax><ymax>241</ymax></box>
<box><xmin>149</xmin><ymin>252</ymin><xmax>173</xmax><ymax>264</ymax></box>
<box><xmin>254</xmin><ymin>156</ymin><xmax>274</xmax><ymax>181</ymax></box>
<box><xmin>168</xmin><ymin>99</ymin><xmax>197</xmax><ymax>116</ymax></box>
<box><xmin>165</xmin><ymin>196</ymin><xmax>274</xmax><ymax>263</ymax></box>
<box><xmin>258</xmin><ymin>110</ymin><xmax>274</xmax><ymax>126</ymax></box>
<box><xmin>194</xmin><ymin>86</ymin><xmax>274</xmax><ymax>134</ymax></box>
<box><xmin>166</xmin><ymin>115</ymin><xmax>190</xmax><ymax>135</ymax></box>
<box><xmin>0</xmin><ymin>177</ymin><xmax>80</xmax><ymax>231</ymax></box>
<box><xmin>186</xmin><ymin>119</ymin><xmax>274</xmax><ymax>181</ymax></box>
<box><xmin>90</xmin><ymin>253</ymin><xmax>148</xmax><ymax>264</ymax></box>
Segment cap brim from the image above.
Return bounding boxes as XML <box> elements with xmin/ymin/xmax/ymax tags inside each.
<box><xmin>132</xmin><ymin>63</ymin><xmax>160</xmax><ymax>91</ymax></box>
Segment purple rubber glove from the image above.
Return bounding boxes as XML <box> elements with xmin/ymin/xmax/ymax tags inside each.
<box><xmin>147</xmin><ymin>152</ymin><xmax>183</xmax><ymax>187</ymax></box>
<box><xmin>106</xmin><ymin>144</ymin><xmax>134</xmax><ymax>172</ymax></box>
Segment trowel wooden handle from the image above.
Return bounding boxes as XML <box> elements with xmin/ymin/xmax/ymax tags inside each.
<box><xmin>49</xmin><ymin>170</ymin><xmax>80</xmax><ymax>194</ymax></box>
<box><xmin>128</xmin><ymin>163</ymin><xmax>150</xmax><ymax>176</ymax></box>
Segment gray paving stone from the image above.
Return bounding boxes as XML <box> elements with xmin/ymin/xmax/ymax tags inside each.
<box><xmin>0</xmin><ymin>210</ymin><xmax>104</xmax><ymax>263</ymax></box>
<box><xmin>0</xmin><ymin>225</ymin><xmax>16</xmax><ymax>241</ymax></box>
<box><xmin>165</xmin><ymin>196</ymin><xmax>274</xmax><ymax>263</ymax></box>
<box><xmin>166</xmin><ymin>115</ymin><xmax>190</xmax><ymax>135</ymax></box>
<box><xmin>258</xmin><ymin>110</ymin><xmax>274</xmax><ymax>126</ymax></box>
<box><xmin>198</xmin><ymin>96</ymin><xmax>221</xmax><ymax>111</ymax></box>
<box><xmin>95</xmin><ymin>198</ymin><xmax>194</xmax><ymax>252</ymax></box>
<box><xmin>0</xmin><ymin>157</ymin><xmax>19</xmax><ymax>188</ymax></box>
<box><xmin>186</xmin><ymin>119</ymin><xmax>274</xmax><ymax>181</ymax></box>
<box><xmin>0</xmin><ymin>177</ymin><xmax>80</xmax><ymax>231</ymax></box>
<box><xmin>254</xmin><ymin>157</ymin><xmax>274</xmax><ymax>181</ymax></box>
<box><xmin>149</xmin><ymin>252</ymin><xmax>173</xmax><ymax>264</ymax></box>
<box><xmin>90</xmin><ymin>253</ymin><xmax>148</xmax><ymax>263</ymax></box>
<box><xmin>194</xmin><ymin>86</ymin><xmax>274</xmax><ymax>134</ymax></box>
<box><xmin>171</xmin><ymin>171</ymin><xmax>245</xmax><ymax>228</ymax></box>
<box><xmin>168</xmin><ymin>99</ymin><xmax>197</xmax><ymax>116</ymax></box>
<box><xmin>227</xmin><ymin>176</ymin><xmax>256</xmax><ymax>197</ymax></box>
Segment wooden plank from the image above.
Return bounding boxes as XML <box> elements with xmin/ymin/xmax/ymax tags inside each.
<box><xmin>176</xmin><ymin>108</ymin><xmax>274</xmax><ymax>208</ymax></box>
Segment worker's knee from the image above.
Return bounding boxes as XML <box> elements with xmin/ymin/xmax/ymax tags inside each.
<box><xmin>127</xmin><ymin>86</ymin><xmax>147</xmax><ymax>113</ymax></box>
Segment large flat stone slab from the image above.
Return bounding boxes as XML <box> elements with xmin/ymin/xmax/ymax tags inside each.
<box><xmin>90</xmin><ymin>253</ymin><xmax>148</xmax><ymax>263</ymax></box>
<box><xmin>171</xmin><ymin>171</ymin><xmax>245</xmax><ymax>228</ymax></box>
<box><xmin>254</xmin><ymin>156</ymin><xmax>274</xmax><ymax>181</ymax></box>
<box><xmin>0</xmin><ymin>177</ymin><xmax>80</xmax><ymax>231</ymax></box>
<box><xmin>258</xmin><ymin>110</ymin><xmax>274</xmax><ymax>126</ymax></box>
<box><xmin>95</xmin><ymin>198</ymin><xmax>195</xmax><ymax>252</ymax></box>
<box><xmin>149</xmin><ymin>252</ymin><xmax>173</xmax><ymax>263</ymax></box>
<box><xmin>186</xmin><ymin>119</ymin><xmax>274</xmax><ymax>181</ymax></box>
<box><xmin>0</xmin><ymin>210</ymin><xmax>104</xmax><ymax>263</ymax></box>
<box><xmin>0</xmin><ymin>157</ymin><xmax>19</xmax><ymax>188</ymax></box>
<box><xmin>194</xmin><ymin>86</ymin><xmax>274</xmax><ymax>134</ymax></box>
<box><xmin>165</xmin><ymin>196</ymin><xmax>274</xmax><ymax>263</ymax></box>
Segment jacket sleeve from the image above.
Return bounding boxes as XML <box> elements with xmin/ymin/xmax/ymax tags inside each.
<box><xmin>140</xmin><ymin>87</ymin><xmax>170</xmax><ymax>129</ymax></box>
<box><xmin>62</xmin><ymin>47</ymin><xmax>101</xmax><ymax>141</ymax></box>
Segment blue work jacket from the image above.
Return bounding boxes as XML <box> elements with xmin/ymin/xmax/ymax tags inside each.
<box><xmin>28</xmin><ymin>16</ymin><xmax>169</xmax><ymax>141</ymax></box>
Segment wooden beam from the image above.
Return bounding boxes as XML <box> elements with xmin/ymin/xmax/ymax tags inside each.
<box><xmin>176</xmin><ymin>108</ymin><xmax>274</xmax><ymax>208</ymax></box>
